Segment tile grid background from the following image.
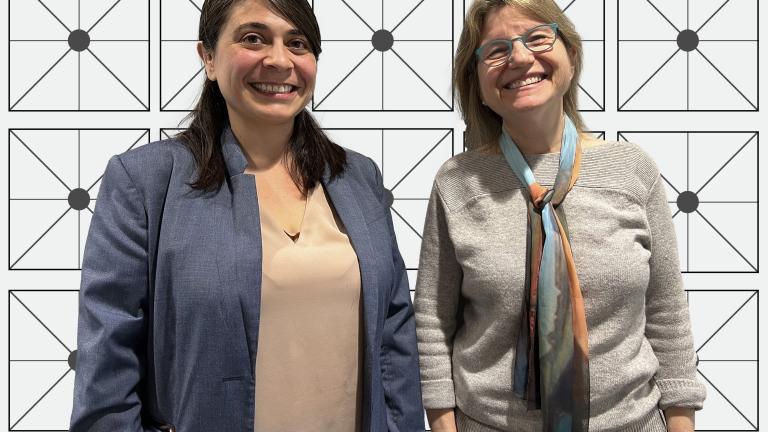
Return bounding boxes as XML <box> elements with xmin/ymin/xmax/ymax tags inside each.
<box><xmin>1</xmin><ymin>0</ymin><xmax>766</xmax><ymax>430</ymax></box>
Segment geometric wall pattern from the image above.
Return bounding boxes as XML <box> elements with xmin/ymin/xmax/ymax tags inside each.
<box><xmin>8</xmin><ymin>129</ymin><xmax>151</xmax><ymax>270</ymax></box>
<box><xmin>4</xmin><ymin>1</ymin><xmax>763</xmax><ymax>431</ymax></box>
<box><xmin>8</xmin><ymin>0</ymin><xmax>150</xmax><ymax>111</ymax></box>
<box><xmin>619</xmin><ymin>131</ymin><xmax>759</xmax><ymax>273</ymax></box>
<box><xmin>618</xmin><ymin>0</ymin><xmax>759</xmax><ymax>111</ymax></box>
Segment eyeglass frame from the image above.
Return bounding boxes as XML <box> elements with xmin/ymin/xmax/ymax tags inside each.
<box><xmin>474</xmin><ymin>23</ymin><xmax>560</xmax><ymax>67</ymax></box>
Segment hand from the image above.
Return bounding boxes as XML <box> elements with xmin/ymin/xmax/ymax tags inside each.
<box><xmin>426</xmin><ymin>408</ymin><xmax>457</xmax><ymax>432</ymax></box>
<box><xmin>664</xmin><ymin>407</ymin><xmax>694</xmax><ymax>432</ymax></box>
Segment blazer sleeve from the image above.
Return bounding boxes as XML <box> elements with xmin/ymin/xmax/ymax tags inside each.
<box><xmin>644</xmin><ymin>174</ymin><xmax>706</xmax><ymax>410</ymax></box>
<box><xmin>368</xmin><ymin>158</ymin><xmax>426</xmax><ymax>432</ymax></box>
<box><xmin>70</xmin><ymin>156</ymin><xmax>152</xmax><ymax>432</ymax></box>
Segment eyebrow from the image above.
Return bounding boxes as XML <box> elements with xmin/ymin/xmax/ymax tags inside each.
<box><xmin>233</xmin><ymin>22</ymin><xmax>305</xmax><ymax>36</ymax></box>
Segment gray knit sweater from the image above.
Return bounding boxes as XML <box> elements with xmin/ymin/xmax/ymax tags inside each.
<box><xmin>414</xmin><ymin>142</ymin><xmax>706</xmax><ymax>432</ymax></box>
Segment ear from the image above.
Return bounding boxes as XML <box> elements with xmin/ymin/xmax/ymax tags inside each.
<box><xmin>197</xmin><ymin>42</ymin><xmax>217</xmax><ymax>81</ymax></box>
<box><xmin>567</xmin><ymin>46</ymin><xmax>577</xmax><ymax>78</ymax></box>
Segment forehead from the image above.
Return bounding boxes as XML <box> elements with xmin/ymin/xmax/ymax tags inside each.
<box><xmin>224</xmin><ymin>0</ymin><xmax>296</xmax><ymax>32</ymax></box>
<box><xmin>481</xmin><ymin>5</ymin><xmax>545</xmax><ymax>40</ymax></box>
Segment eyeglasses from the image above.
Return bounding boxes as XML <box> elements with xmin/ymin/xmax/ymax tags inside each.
<box><xmin>475</xmin><ymin>23</ymin><xmax>559</xmax><ymax>67</ymax></box>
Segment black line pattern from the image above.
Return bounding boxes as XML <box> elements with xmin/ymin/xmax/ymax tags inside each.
<box><xmin>618</xmin><ymin>0</ymin><xmax>758</xmax><ymax>111</ymax></box>
<box><xmin>9</xmin><ymin>129</ymin><xmax>150</xmax><ymax>270</ymax></box>
<box><xmin>618</xmin><ymin>131</ymin><xmax>759</xmax><ymax>273</ymax></box>
<box><xmin>8</xmin><ymin>0</ymin><xmax>150</xmax><ymax>111</ymax></box>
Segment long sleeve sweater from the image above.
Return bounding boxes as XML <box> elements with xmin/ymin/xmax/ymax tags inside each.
<box><xmin>414</xmin><ymin>141</ymin><xmax>706</xmax><ymax>431</ymax></box>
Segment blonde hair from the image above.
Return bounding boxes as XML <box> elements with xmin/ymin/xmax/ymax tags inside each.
<box><xmin>456</xmin><ymin>0</ymin><xmax>585</xmax><ymax>151</ymax></box>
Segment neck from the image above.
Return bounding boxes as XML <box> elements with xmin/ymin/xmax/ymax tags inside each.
<box><xmin>229</xmin><ymin>112</ymin><xmax>294</xmax><ymax>171</ymax></box>
<box><xmin>501</xmin><ymin>105</ymin><xmax>566</xmax><ymax>155</ymax></box>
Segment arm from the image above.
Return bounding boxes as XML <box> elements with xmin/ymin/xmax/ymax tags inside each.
<box><xmin>370</xmin><ymin>159</ymin><xmax>425</xmax><ymax>432</ymax></box>
<box><xmin>414</xmin><ymin>183</ymin><xmax>463</xmax><ymax>432</ymax></box>
<box><xmin>70</xmin><ymin>156</ymin><xmax>151</xmax><ymax>432</ymax></box>
<box><xmin>643</xmin><ymin>174</ymin><xmax>706</xmax><ymax>430</ymax></box>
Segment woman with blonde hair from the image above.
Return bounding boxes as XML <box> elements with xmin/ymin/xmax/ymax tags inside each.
<box><xmin>415</xmin><ymin>1</ymin><xmax>705</xmax><ymax>431</ymax></box>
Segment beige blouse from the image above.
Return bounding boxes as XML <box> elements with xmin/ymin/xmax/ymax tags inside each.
<box><xmin>254</xmin><ymin>184</ymin><xmax>362</xmax><ymax>432</ymax></box>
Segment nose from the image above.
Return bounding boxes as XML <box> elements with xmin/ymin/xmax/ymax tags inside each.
<box><xmin>263</xmin><ymin>43</ymin><xmax>292</xmax><ymax>70</ymax></box>
<box><xmin>506</xmin><ymin>39</ymin><xmax>534</xmax><ymax>67</ymax></box>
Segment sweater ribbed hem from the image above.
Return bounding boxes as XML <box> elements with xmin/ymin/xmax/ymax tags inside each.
<box><xmin>456</xmin><ymin>407</ymin><xmax>667</xmax><ymax>432</ymax></box>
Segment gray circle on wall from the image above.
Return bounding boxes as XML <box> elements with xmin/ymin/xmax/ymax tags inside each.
<box><xmin>68</xmin><ymin>188</ymin><xmax>91</xmax><ymax>211</ymax></box>
<box><xmin>68</xmin><ymin>29</ymin><xmax>91</xmax><ymax>52</ymax></box>
<box><xmin>383</xmin><ymin>188</ymin><xmax>394</xmax><ymax>208</ymax></box>
<box><xmin>676</xmin><ymin>29</ymin><xmax>699</xmax><ymax>52</ymax></box>
<box><xmin>372</xmin><ymin>30</ymin><xmax>394</xmax><ymax>52</ymax></box>
<box><xmin>68</xmin><ymin>350</ymin><xmax>77</xmax><ymax>370</ymax></box>
<box><xmin>676</xmin><ymin>190</ymin><xmax>699</xmax><ymax>213</ymax></box>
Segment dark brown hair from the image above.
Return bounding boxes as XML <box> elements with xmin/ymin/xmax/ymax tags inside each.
<box><xmin>179</xmin><ymin>0</ymin><xmax>346</xmax><ymax>193</ymax></box>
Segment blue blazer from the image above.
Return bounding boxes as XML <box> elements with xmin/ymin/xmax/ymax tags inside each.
<box><xmin>70</xmin><ymin>129</ymin><xmax>424</xmax><ymax>432</ymax></box>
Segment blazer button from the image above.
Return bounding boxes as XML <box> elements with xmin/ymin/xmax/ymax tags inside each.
<box><xmin>159</xmin><ymin>424</ymin><xmax>176</xmax><ymax>432</ymax></box>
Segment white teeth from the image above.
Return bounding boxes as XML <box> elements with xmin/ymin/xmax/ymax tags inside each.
<box><xmin>252</xmin><ymin>83</ymin><xmax>294</xmax><ymax>93</ymax></box>
<box><xmin>507</xmin><ymin>75</ymin><xmax>544</xmax><ymax>89</ymax></box>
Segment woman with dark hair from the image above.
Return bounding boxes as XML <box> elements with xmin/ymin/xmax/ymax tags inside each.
<box><xmin>415</xmin><ymin>1</ymin><xmax>705</xmax><ymax>431</ymax></box>
<box><xmin>69</xmin><ymin>0</ymin><xmax>423</xmax><ymax>430</ymax></box>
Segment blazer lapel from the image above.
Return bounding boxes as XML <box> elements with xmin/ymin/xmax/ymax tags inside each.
<box><xmin>324</xmin><ymin>177</ymin><xmax>379</xmax><ymax>381</ymax></box>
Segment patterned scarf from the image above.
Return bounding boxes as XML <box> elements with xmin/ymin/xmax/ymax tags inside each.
<box><xmin>500</xmin><ymin>115</ymin><xmax>590</xmax><ymax>431</ymax></box>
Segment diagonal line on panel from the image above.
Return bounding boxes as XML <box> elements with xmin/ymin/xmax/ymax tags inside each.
<box><xmin>11</xmin><ymin>131</ymin><xmax>72</xmax><ymax>192</ymax></box>
<box><xmin>187</xmin><ymin>0</ymin><xmax>203</xmax><ymax>13</ymax></box>
<box><xmin>697</xmin><ymin>369</ymin><xmax>757</xmax><ymax>429</ymax></box>
<box><xmin>87</xmin><ymin>0</ymin><xmax>124</xmax><ymax>33</ymax></box>
<box><xmin>10</xmin><ymin>292</ymin><xmax>73</xmax><ymax>353</ymax></box>
<box><xmin>11</xmin><ymin>49</ymin><xmax>72</xmax><ymax>110</ymax></box>
<box><xmin>338</xmin><ymin>0</ymin><xmax>375</xmax><ymax>33</ymax></box>
<box><xmin>659</xmin><ymin>173</ymin><xmax>681</xmax><ymax>195</ymax></box>
<box><xmin>696</xmin><ymin>292</ymin><xmax>756</xmax><ymax>353</ymax></box>
<box><xmin>390</xmin><ymin>207</ymin><xmax>423</xmax><ymax>239</ymax></box>
<box><xmin>696</xmin><ymin>49</ymin><xmax>757</xmax><ymax>110</ymax></box>
<box><xmin>162</xmin><ymin>66</ymin><xmax>205</xmax><ymax>110</ymax></box>
<box><xmin>695</xmin><ymin>133</ymin><xmax>756</xmax><ymax>195</ymax></box>
<box><xmin>391</xmin><ymin>0</ymin><xmax>427</xmax><ymax>34</ymax></box>
<box><xmin>87</xmin><ymin>206</ymin><xmax>95</xmax><ymax>214</ymax></box>
<box><xmin>36</xmin><ymin>0</ymin><xmax>71</xmax><ymax>33</ymax></box>
<box><xmin>11</xmin><ymin>207</ymin><xmax>72</xmax><ymax>269</ymax></box>
<box><xmin>87</xmin><ymin>48</ymin><xmax>149</xmax><ymax>109</ymax></box>
<box><xmin>10</xmin><ymin>368</ymin><xmax>72</xmax><ymax>430</ymax></box>
<box><xmin>561</xmin><ymin>0</ymin><xmax>578</xmax><ymax>13</ymax></box>
<box><xmin>645</xmin><ymin>0</ymin><xmax>680</xmax><ymax>32</ymax></box>
<box><xmin>672</xmin><ymin>209</ymin><xmax>681</xmax><ymax>219</ymax></box>
<box><xmin>315</xmin><ymin>48</ymin><xmax>376</xmax><ymax>109</ymax></box>
<box><xmin>86</xmin><ymin>131</ymin><xmax>149</xmax><ymax>192</ymax></box>
<box><xmin>391</xmin><ymin>48</ymin><xmax>451</xmax><ymax>109</ymax></box>
<box><xmin>696</xmin><ymin>210</ymin><xmax>757</xmax><ymax>271</ymax></box>
<box><xmin>619</xmin><ymin>49</ymin><xmax>680</xmax><ymax>110</ymax></box>
<box><xmin>578</xmin><ymin>83</ymin><xmax>603</xmax><ymax>110</ymax></box>
<box><xmin>696</xmin><ymin>0</ymin><xmax>732</xmax><ymax>33</ymax></box>
<box><xmin>390</xmin><ymin>131</ymin><xmax>451</xmax><ymax>192</ymax></box>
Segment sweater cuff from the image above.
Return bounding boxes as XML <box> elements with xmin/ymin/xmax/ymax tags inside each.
<box><xmin>421</xmin><ymin>379</ymin><xmax>457</xmax><ymax>409</ymax></box>
<box><xmin>656</xmin><ymin>378</ymin><xmax>707</xmax><ymax>410</ymax></box>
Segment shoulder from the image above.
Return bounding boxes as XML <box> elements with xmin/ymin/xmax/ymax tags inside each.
<box><xmin>110</xmin><ymin>137</ymin><xmax>197</xmax><ymax>198</ymax></box>
<box><xmin>578</xmin><ymin>140</ymin><xmax>660</xmax><ymax>197</ymax></box>
<box><xmin>340</xmin><ymin>147</ymin><xmax>382</xmax><ymax>191</ymax></box>
<box><xmin>432</xmin><ymin>150</ymin><xmax>514</xmax><ymax>212</ymax></box>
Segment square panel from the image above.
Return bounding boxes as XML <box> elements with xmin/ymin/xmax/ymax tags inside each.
<box><xmin>323</xmin><ymin>129</ymin><xmax>455</xmax><ymax>269</ymax></box>
<box><xmin>618</xmin><ymin>131</ymin><xmax>758</xmax><ymax>273</ymax></box>
<box><xmin>464</xmin><ymin>0</ymin><xmax>605</xmax><ymax>111</ymax></box>
<box><xmin>687</xmin><ymin>290</ymin><xmax>758</xmax><ymax>431</ymax></box>
<box><xmin>618</xmin><ymin>0</ymin><xmax>758</xmax><ymax>111</ymax></box>
<box><xmin>9</xmin><ymin>290</ymin><xmax>79</xmax><ymax>431</ymax></box>
<box><xmin>9</xmin><ymin>0</ymin><xmax>150</xmax><ymax>111</ymax></box>
<box><xmin>312</xmin><ymin>0</ymin><xmax>455</xmax><ymax>111</ymax></box>
<box><xmin>9</xmin><ymin>129</ymin><xmax>150</xmax><ymax>270</ymax></box>
<box><xmin>160</xmin><ymin>0</ymin><xmax>205</xmax><ymax>111</ymax></box>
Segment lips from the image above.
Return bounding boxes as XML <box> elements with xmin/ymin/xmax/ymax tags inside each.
<box><xmin>503</xmin><ymin>73</ymin><xmax>548</xmax><ymax>90</ymax></box>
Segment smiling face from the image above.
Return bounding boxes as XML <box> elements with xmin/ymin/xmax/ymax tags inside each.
<box><xmin>198</xmin><ymin>0</ymin><xmax>317</xmax><ymax>130</ymax></box>
<box><xmin>477</xmin><ymin>5</ymin><xmax>574</xmax><ymax>121</ymax></box>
